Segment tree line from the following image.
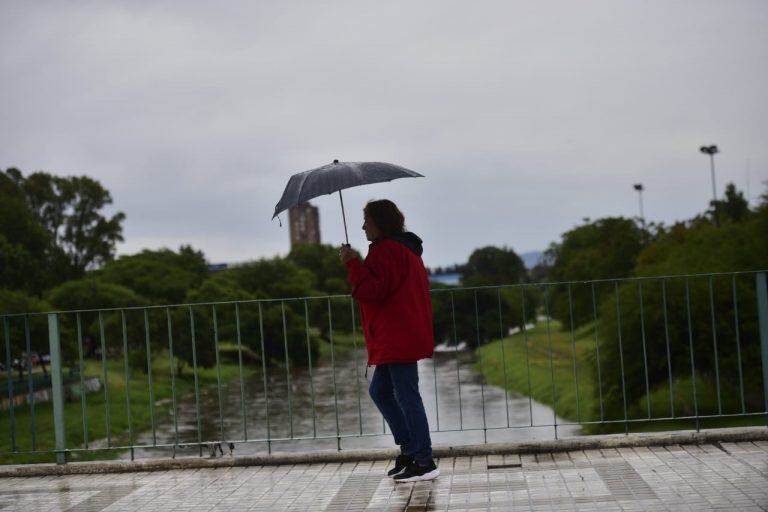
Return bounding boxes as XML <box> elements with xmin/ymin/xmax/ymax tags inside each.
<box><xmin>2</xmin><ymin>164</ymin><xmax>766</xmax><ymax>415</ymax></box>
<box><xmin>0</xmin><ymin>168</ymin><xmax>352</xmax><ymax>374</ymax></box>
<box><xmin>541</xmin><ymin>183</ymin><xmax>768</xmax><ymax>421</ymax></box>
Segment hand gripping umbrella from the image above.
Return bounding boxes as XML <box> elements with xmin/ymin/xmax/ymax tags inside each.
<box><xmin>272</xmin><ymin>160</ymin><xmax>424</xmax><ymax>244</ymax></box>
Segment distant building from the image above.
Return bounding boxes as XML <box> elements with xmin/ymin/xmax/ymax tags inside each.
<box><xmin>289</xmin><ymin>202</ymin><xmax>321</xmax><ymax>247</ymax></box>
<box><xmin>429</xmin><ymin>273</ymin><xmax>462</xmax><ymax>286</ymax></box>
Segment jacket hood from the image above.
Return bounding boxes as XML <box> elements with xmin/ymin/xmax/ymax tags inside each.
<box><xmin>385</xmin><ymin>232</ymin><xmax>423</xmax><ymax>256</ymax></box>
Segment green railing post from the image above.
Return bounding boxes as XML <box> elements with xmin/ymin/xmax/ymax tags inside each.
<box><xmin>757</xmin><ymin>272</ymin><xmax>768</xmax><ymax>413</ymax></box>
<box><xmin>47</xmin><ymin>313</ymin><xmax>67</xmax><ymax>464</ymax></box>
<box><xmin>4</xmin><ymin>317</ymin><xmax>17</xmax><ymax>452</ymax></box>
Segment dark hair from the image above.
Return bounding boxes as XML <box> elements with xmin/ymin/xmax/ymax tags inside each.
<box><xmin>364</xmin><ymin>199</ymin><xmax>405</xmax><ymax>237</ymax></box>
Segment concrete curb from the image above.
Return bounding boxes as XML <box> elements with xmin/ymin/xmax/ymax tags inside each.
<box><xmin>1</xmin><ymin>426</ymin><xmax>766</xmax><ymax>477</ymax></box>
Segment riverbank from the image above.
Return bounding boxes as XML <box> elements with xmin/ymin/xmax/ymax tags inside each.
<box><xmin>0</xmin><ymin>350</ymin><xmax>252</xmax><ymax>465</ymax></box>
<box><xmin>316</xmin><ymin>331</ymin><xmax>360</xmax><ymax>357</ymax></box>
<box><xmin>475</xmin><ymin>320</ymin><xmax>767</xmax><ymax>434</ymax></box>
<box><xmin>475</xmin><ymin>320</ymin><xmax>597</xmax><ymax>428</ymax></box>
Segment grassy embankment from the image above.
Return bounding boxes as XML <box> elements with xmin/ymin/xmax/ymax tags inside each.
<box><xmin>316</xmin><ymin>331</ymin><xmax>363</xmax><ymax>358</ymax></box>
<box><xmin>475</xmin><ymin>320</ymin><xmax>597</xmax><ymax>429</ymax></box>
<box><xmin>475</xmin><ymin>320</ymin><xmax>765</xmax><ymax>434</ymax></box>
<box><xmin>0</xmin><ymin>345</ymin><xmax>257</xmax><ymax>465</ymax></box>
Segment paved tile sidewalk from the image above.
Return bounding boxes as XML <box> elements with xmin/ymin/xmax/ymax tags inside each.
<box><xmin>0</xmin><ymin>442</ymin><xmax>766</xmax><ymax>511</ymax></box>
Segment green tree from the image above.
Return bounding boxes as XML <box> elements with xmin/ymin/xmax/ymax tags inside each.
<box><xmin>635</xmin><ymin>187</ymin><xmax>764</xmax><ymax>275</ymax></box>
<box><xmin>0</xmin><ymin>289</ymin><xmax>51</xmax><ymax>316</ymax></box>
<box><xmin>462</xmin><ymin>246</ymin><xmax>527</xmax><ymax>286</ymax></box>
<box><xmin>287</xmin><ymin>243</ymin><xmax>353</xmax><ymax>294</ymax></box>
<box><xmin>0</xmin><ymin>236</ymin><xmax>42</xmax><ymax>294</ymax></box>
<box><xmin>546</xmin><ymin>217</ymin><xmax>647</xmax><ymax>328</ymax></box>
<box><xmin>7</xmin><ymin>169</ymin><xmax>126</xmax><ymax>275</ymax></box>
<box><xmin>96</xmin><ymin>246</ymin><xmax>208</xmax><ymax>304</ymax></box>
<box><xmin>595</xmin><ymin>185</ymin><xmax>768</xmax><ymax>421</ymax></box>
<box><xmin>166</xmin><ymin>276</ymin><xmax>253</xmax><ymax>375</ymax></box>
<box><xmin>45</xmin><ymin>278</ymin><xmax>148</xmax><ymax>364</ymax></box>
<box><xmin>286</xmin><ymin>243</ymin><xmax>359</xmax><ymax>339</ymax></box>
<box><xmin>0</xmin><ymin>171</ymin><xmax>51</xmax><ymax>293</ymax></box>
<box><xmin>227</xmin><ymin>257</ymin><xmax>317</xmax><ymax>299</ymax></box>
<box><xmin>46</xmin><ymin>278</ymin><xmax>146</xmax><ymax>311</ymax></box>
<box><xmin>431</xmin><ymin>246</ymin><xmax>536</xmax><ymax>347</ymax></box>
<box><xmin>709</xmin><ymin>182</ymin><xmax>751</xmax><ymax>224</ymax></box>
<box><xmin>184</xmin><ymin>258</ymin><xmax>320</xmax><ymax>367</ymax></box>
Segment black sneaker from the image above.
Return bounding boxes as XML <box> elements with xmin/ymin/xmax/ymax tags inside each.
<box><xmin>387</xmin><ymin>454</ymin><xmax>414</xmax><ymax>477</ymax></box>
<box><xmin>393</xmin><ymin>459</ymin><xmax>439</xmax><ymax>483</ymax></box>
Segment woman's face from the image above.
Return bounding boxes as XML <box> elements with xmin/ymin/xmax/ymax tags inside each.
<box><xmin>362</xmin><ymin>214</ymin><xmax>382</xmax><ymax>241</ymax></box>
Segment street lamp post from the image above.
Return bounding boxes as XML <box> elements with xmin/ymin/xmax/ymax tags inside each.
<box><xmin>699</xmin><ymin>145</ymin><xmax>719</xmax><ymax>202</ymax></box>
<box><xmin>633</xmin><ymin>183</ymin><xmax>645</xmax><ymax>228</ymax></box>
<box><xmin>700</xmin><ymin>144</ymin><xmax>719</xmax><ymax>225</ymax></box>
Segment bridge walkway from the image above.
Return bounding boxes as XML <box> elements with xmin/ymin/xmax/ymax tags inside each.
<box><xmin>0</xmin><ymin>441</ymin><xmax>766</xmax><ymax>511</ymax></box>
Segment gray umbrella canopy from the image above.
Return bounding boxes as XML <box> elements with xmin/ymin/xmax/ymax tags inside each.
<box><xmin>273</xmin><ymin>160</ymin><xmax>424</xmax><ymax>243</ymax></box>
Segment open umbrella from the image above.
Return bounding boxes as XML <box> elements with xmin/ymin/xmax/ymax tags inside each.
<box><xmin>272</xmin><ymin>160</ymin><xmax>424</xmax><ymax>244</ymax></box>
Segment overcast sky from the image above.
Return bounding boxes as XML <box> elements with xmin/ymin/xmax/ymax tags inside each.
<box><xmin>2</xmin><ymin>1</ymin><xmax>766</xmax><ymax>268</ymax></box>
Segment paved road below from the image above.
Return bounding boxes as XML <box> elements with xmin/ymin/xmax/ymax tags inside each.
<box><xmin>1</xmin><ymin>441</ymin><xmax>766</xmax><ymax>511</ymax></box>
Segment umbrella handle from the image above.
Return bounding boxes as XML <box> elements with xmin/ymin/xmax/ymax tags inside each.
<box><xmin>339</xmin><ymin>190</ymin><xmax>350</xmax><ymax>245</ymax></box>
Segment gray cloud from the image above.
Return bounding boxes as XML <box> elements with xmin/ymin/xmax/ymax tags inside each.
<box><xmin>2</xmin><ymin>0</ymin><xmax>767</xmax><ymax>267</ymax></box>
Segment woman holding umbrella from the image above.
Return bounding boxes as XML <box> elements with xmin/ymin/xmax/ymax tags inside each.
<box><xmin>339</xmin><ymin>199</ymin><xmax>439</xmax><ymax>483</ymax></box>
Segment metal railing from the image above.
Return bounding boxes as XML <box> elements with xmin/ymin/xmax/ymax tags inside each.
<box><xmin>1</xmin><ymin>270</ymin><xmax>767</xmax><ymax>464</ymax></box>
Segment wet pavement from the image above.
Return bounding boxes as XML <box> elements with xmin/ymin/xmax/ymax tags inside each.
<box><xmin>2</xmin><ymin>441</ymin><xmax>767</xmax><ymax>511</ymax></box>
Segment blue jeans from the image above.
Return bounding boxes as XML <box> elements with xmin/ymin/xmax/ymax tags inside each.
<box><xmin>369</xmin><ymin>363</ymin><xmax>433</xmax><ymax>465</ymax></box>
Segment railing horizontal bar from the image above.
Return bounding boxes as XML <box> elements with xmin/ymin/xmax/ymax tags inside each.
<box><xmin>427</xmin><ymin>269</ymin><xmax>768</xmax><ymax>291</ymax></box>
<box><xmin>0</xmin><ymin>294</ymin><xmax>354</xmax><ymax>317</ymax></box>
<box><xmin>3</xmin><ymin>269</ymin><xmax>767</xmax><ymax>319</ymax></box>
<box><xmin>545</xmin><ymin>411</ymin><xmax>768</xmax><ymax>426</ymax></box>
<box><xmin>7</xmin><ymin>409</ymin><xmax>768</xmax><ymax>457</ymax></box>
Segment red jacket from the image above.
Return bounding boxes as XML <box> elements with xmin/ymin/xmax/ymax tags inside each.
<box><xmin>345</xmin><ymin>233</ymin><xmax>434</xmax><ymax>365</ymax></box>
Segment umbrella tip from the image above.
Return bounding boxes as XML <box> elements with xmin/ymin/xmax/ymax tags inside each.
<box><xmin>333</xmin><ymin>159</ymin><xmax>339</xmax><ymax>164</ymax></box>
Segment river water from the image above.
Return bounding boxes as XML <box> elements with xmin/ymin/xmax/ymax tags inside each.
<box><xmin>127</xmin><ymin>347</ymin><xmax>579</xmax><ymax>459</ymax></box>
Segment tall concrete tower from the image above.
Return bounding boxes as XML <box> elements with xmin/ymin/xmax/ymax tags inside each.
<box><xmin>288</xmin><ymin>202</ymin><xmax>321</xmax><ymax>247</ymax></box>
